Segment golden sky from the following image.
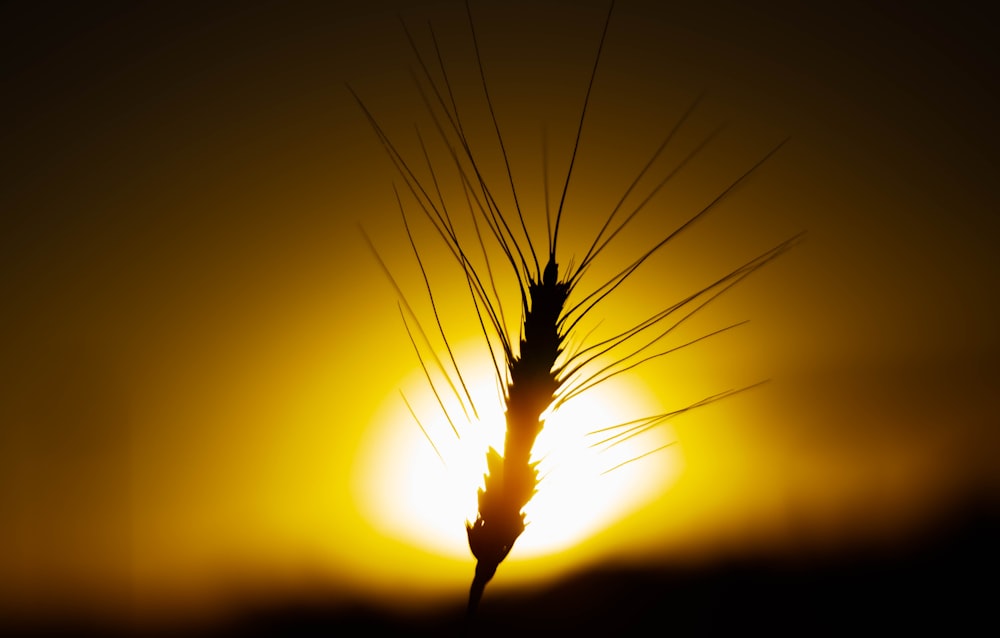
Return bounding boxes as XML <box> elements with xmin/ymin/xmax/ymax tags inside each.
<box><xmin>1</xmin><ymin>0</ymin><xmax>997</xmax><ymax>631</ymax></box>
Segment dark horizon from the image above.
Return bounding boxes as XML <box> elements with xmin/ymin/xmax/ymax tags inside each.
<box><xmin>6</xmin><ymin>492</ymin><xmax>995</xmax><ymax>635</ymax></box>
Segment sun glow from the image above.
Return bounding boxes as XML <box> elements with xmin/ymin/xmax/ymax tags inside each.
<box><xmin>355</xmin><ymin>346</ymin><xmax>681</xmax><ymax>560</ymax></box>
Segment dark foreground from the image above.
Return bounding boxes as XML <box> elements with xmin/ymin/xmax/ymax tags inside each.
<box><xmin>8</xmin><ymin>498</ymin><xmax>996</xmax><ymax>637</ymax></box>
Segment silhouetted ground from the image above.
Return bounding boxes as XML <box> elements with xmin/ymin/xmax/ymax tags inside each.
<box><xmin>6</xmin><ymin>495</ymin><xmax>995</xmax><ymax>637</ymax></box>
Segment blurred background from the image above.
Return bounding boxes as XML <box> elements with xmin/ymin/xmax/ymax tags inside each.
<box><xmin>1</xmin><ymin>0</ymin><xmax>996</xmax><ymax>634</ymax></box>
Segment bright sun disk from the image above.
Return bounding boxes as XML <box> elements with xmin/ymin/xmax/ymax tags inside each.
<box><xmin>355</xmin><ymin>345</ymin><xmax>681</xmax><ymax>560</ymax></box>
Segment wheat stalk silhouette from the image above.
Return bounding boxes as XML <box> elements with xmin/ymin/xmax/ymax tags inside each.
<box><xmin>352</xmin><ymin>0</ymin><xmax>800</xmax><ymax>624</ymax></box>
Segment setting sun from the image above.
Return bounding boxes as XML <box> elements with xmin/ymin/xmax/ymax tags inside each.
<box><xmin>355</xmin><ymin>346</ymin><xmax>679</xmax><ymax>559</ymax></box>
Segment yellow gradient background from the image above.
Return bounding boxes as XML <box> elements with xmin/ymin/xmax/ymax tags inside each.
<box><xmin>1</xmin><ymin>0</ymin><xmax>996</xmax><ymax>631</ymax></box>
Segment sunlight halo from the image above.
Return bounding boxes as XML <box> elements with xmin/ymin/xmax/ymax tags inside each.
<box><xmin>354</xmin><ymin>345</ymin><xmax>680</xmax><ymax>560</ymax></box>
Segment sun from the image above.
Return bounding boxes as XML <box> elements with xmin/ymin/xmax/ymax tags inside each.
<box><xmin>354</xmin><ymin>344</ymin><xmax>681</xmax><ymax>560</ymax></box>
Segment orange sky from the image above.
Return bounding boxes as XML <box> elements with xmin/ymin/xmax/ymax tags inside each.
<box><xmin>1</xmin><ymin>0</ymin><xmax>997</xmax><ymax>631</ymax></box>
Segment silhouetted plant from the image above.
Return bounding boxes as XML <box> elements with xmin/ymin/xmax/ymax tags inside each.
<box><xmin>352</xmin><ymin>0</ymin><xmax>799</xmax><ymax>625</ymax></box>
